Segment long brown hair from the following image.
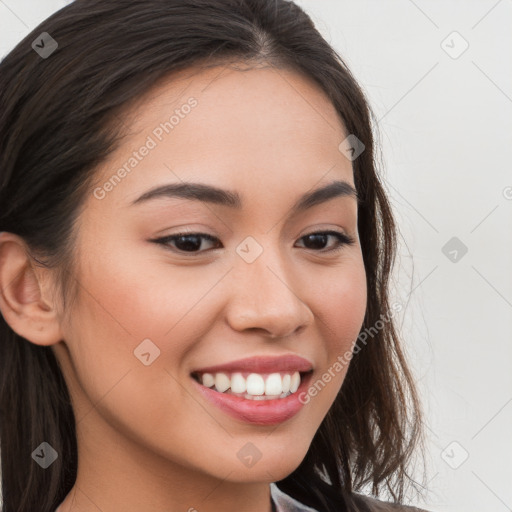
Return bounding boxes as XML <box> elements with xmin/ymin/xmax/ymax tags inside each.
<box><xmin>0</xmin><ymin>1</ymin><xmax>426</xmax><ymax>511</ymax></box>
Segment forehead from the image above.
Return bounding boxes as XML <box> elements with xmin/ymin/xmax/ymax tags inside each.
<box><xmin>126</xmin><ymin>61</ymin><xmax>345</xmax><ymax>132</ymax></box>
<box><xmin>90</xmin><ymin>63</ymin><xmax>353</xmax><ymax>209</ymax></box>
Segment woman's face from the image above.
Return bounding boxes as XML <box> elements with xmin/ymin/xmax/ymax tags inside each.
<box><xmin>53</xmin><ymin>63</ymin><xmax>367</xmax><ymax>488</ymax></box>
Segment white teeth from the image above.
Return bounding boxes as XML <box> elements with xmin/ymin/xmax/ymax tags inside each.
<box><xmin>230</xmin><ymin>372</ymin><xmax>246</xmax><ymax>393</ymax></box>
<box><xmin>282</xmin><ymin>374</ymin><xmax>291</xmax><ymax>393</ymax></box>
<box><xmin>246</xmin><ymin>374</ymin><xmax>265</xmax><ymax>395</ymax></box>
<box><xmin>198</xmin><ymin>370</ymin><xmax>303</xmax><ymax>398</ymax></box>
<box><xmin>201</xmin><ymin>373</ymin><xmax>215</xmax><ymax>388</ymax></box>
<box><xmin>214</xmin><ymin>372</ymin><xmax>230</xmax><ymax>393</ymax></box>
<box><xmin>290</xmin><ymin>372</ymin><xmax>300</xmax><ymax>393</ymax></box>
<box><xmin>265</xmin><ymin>373</ymin><xmax>282</xmax><ymax>396</ymax></box>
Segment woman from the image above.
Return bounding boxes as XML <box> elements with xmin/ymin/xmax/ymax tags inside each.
<box><xmin>0</xmin><ymin>1</ymin><xmax>430</xmax><ymax>511</ymax></box>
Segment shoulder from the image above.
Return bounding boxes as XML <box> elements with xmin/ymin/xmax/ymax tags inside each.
<box><xmin>350</xmin><ymin>493</ymin><xmax>431</xmax><ymax>512</ymax></box>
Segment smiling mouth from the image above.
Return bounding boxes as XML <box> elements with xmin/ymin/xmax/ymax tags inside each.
<box><xmin>191</xmin><ymin>370</ymin><xmax>313</xmax><ymax>401</ymax></box>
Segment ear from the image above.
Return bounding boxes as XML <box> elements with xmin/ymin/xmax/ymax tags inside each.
<box><xmin>0</xmin><ymin>231</ymin><xmax>63</xmax><ymax>346</ymax></box>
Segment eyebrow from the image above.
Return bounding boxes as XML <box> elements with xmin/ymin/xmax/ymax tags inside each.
<box><xmin>129</xmin><ymin>179</ymin><xmax>359</xmax><ymax>213</ymax></box>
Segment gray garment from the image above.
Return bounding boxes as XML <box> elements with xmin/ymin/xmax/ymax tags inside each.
<box><xmin>270</xmin><ymin>484</ymin><xmax>432</xmax><ymax>512</ymax></box>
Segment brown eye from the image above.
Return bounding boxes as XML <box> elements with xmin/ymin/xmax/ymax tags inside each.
<box><xmin>296</xmin><ymin>231</ymin><xmax>355</xmax><ymax>253</ymax></box>
<box><xmin>153</xmin><ymin>232</ymin><xmax>221</xmax><ymax>253</ymax></box>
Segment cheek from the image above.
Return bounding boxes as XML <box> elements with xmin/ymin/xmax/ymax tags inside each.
<box><xmin>302</xmin><ymin>258</ymin><xmax>367</xmax><ymax>409</ymax></box>
<box><xmin>64</xmin><ymin>244</ymin><xmax>223</xmax><ymax>410</ymax></box>
<box><xmin>60</xmin><ymin>249</ymin><xmax>179</xmax><ymax>408</ymax></box>
<box><xmin>61</xmin><ymin>262</ymin><xmax>209</xmax><ymax>456</ymax></box>
<box><xmin>315</xmin><ymin>258</ymin><xmax>367</xmax><ymax>356</ymax></box>
<box><xmin>75</xmin><ymin>237</ymin><xmax>199</xmax><ymax>347</ymax></box>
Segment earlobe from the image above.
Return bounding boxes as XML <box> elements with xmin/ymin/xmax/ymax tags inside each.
<box><xmin>0</xmin><ymin>232</ymin><xmax>63</xmax><ymax>346</ymax></box>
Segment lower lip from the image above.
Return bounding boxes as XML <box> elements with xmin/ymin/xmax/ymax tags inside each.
<box><xmin>191</xmin><ymin>372</ymin><xmax>313</xmax><ymax>426</ymax></box>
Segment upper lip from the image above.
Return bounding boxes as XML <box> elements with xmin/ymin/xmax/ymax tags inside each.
<box><xmin>191</xmin><ymin>355</ymin><xmax>314</xmax><ymax>375</ymax></box>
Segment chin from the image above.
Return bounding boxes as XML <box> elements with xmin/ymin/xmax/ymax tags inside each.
<box><xmin>222</xmin><ymin>448</ymin><xmax>309</xmax><ymax>483</ymax></box>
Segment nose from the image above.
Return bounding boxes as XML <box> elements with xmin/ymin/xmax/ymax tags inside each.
<box><xmin>225</xmin><ymin>247</ymin><xmax>313</xmax><ymax>339</ymax></box>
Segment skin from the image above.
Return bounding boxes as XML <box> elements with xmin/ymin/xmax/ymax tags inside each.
<box><xmin>0</xmin><ymin>62</ymin><xmax>367</xmax><ymax>512</ymax></box>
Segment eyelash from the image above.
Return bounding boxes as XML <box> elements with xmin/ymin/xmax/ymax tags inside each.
<box><xmin>151</xmin><ymin>230</ymin><xmax>355</xmax><ymax>255</ymax></box>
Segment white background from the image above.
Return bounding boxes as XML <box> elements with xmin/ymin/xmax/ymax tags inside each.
<box><xmin>1</xmin><ymin>1</ymin><xmax>511</xmax><ymax>511</ymax></box>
